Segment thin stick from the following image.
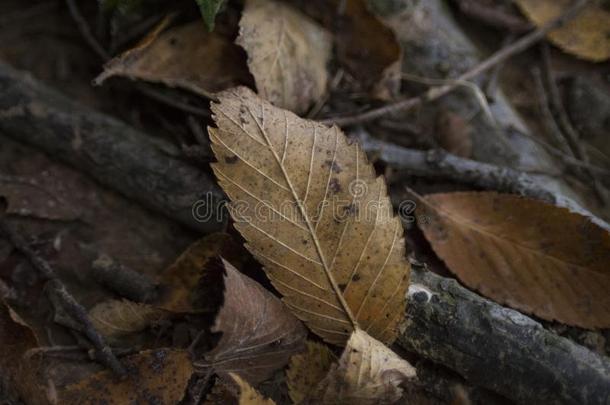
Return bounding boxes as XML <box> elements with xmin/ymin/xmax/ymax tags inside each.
<box><xmin>539</xmin><ymin>44</ymin><xmax>606</xmax><ymax>204</ymax></box>
<box><xmin>456</xmin><ymin>0</ymin><xmax>533</xmax><ymax>33</ymax></box>
<box><xmin>0</xmin><ymin>221</ymin><xmax>126</xmax><ymax>377</ymax></box>
<box><xmin>322</xmin><ymin>0</ymin><xmax>589</xmax><ymax>127</ymax></box>
<box><xmin>65</xmin><ymin>0</ymin><xmax>110</xmax><ymax>61</ymax></box>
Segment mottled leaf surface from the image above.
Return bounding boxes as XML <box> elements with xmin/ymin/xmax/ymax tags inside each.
<box><xmin>209</xmin><ymin>87</ymin><xmax>410</xmax><ymax>345</ymax></box>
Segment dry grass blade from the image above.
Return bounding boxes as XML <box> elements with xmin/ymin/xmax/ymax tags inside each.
<box><xmin>209</xmin><ymin>86</ymin><xmax>410</xmax><ymax>345</ymax></box>
<box><xmin>237</xmin><ymin>0</ymin><xmax>331</xmax><ymax>114</ymax></box>
<box><xmin>416</xmin><ymin>191</ymin><xmax>610</xmax><ymax>328</ymax></box>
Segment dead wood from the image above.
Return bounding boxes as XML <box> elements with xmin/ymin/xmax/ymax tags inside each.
<box><xmin>400</xmin><ymin>267</ymin><xmax>610</xmax><ymax>404</ymax></box>
<box><xmin>0</xmin><ymin>62</ymin><xmax>224</xmax><ymax>234</ymax></box>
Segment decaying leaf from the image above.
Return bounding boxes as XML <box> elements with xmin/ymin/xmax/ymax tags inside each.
<box><xmin>286</xmin><ymin>341</ymin><xmax>336</xmax><ymax>404</ymax></box>
<box><xmin>514</xmin><ymin>0</ymin><xmax>610</xmax><ymax>62</ymax></box>
<box><xmin>309</xmin><ymin>329</ymin><xmax>416</xmax><ymax>404</ymax></box>
<box><xmin>333</xmin><ymin>0</ymin><xmax>402</xmax><ymax>99</ymax></box>
<box><xmin>199</xmin><ymin>258</ymin><xmax>306</xmax><ymax>384</ymax></box>
<box><xmin>416</xmin><ymin>191</ymin><xmax>610</xmax><ymax>328</ymax></box>
<box><xmin>94</xmin><ymin>21</ymin><xmax>251</xmax><ymax>97</ymax></box>
<box><xmin>58</xmin><ymin>349</ymin><xmax>193</xmax><ymax>404</ymax></box>
<box><xmin>0</xmin><ymin>175</ymin><xmax>80</xmax><ymax>221</ymax></box>
<box><xmin>237</xmin><ymin>0</ymin><xmax>331</xmax><ymax>114</ymax></box>
<box><xmin>89</xmin><ymin>299</ymin><xmax>168</xmax><ymax>338</ymax></box>
<box><xmin>209</xmin><ymin>86</ymin><xmax>410</xmax><ymax>345</ymax></box>
<box><xmin>156</xmin><ymin>233</ymin><xmax>246</xmax><ymax>312</ymax></box>
<box><xmin>196</xmin><ymin>0</ymin><xmax>226</xmax><ymax>31</ymax></box>
<box><xmin>292</xmin><ymin>0</ymin><xmax>402</xmax><ymax>99</ymax></box>
<box><xmin>229</xmin><ymin>373</ymin><xmax>277</xmax><ymax>405</ymax></box>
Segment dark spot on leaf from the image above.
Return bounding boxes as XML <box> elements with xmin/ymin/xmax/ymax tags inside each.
<box><xmin>225</xmin><ymin>155</ymin><xmax>238</xmax><ymax>164</ymax></box>
<box><xmin>329</xmin><ymin>178</ymin><xmax>341</xmax><ymax>194</ymax></box>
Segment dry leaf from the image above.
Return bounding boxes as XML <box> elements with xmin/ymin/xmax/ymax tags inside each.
<box><xmin>95</xmin><ymin>21</ymin><xmax>252</xmax><ymax>97</ymax></box>
<box><xmin>308</xmin><ymin>329</ymin><xmax>416</xmax><ymax>404</ymax></box>
<box><xmin>58</xmin><ymin>349</ymin><xmax>193</xmax><ymax>404</ymax></box>
<box><xmin>0</xmin><ymin>176</ymin><xmax>80</xmax><ymax>221</ymax></box>
<box><xmin>435</xmin><ymin>110</ymin><xmax>472</xmax><ymax>158</ymax></box>
<box><xmin>514</xmin><ymin>0</ymin><xmax>610</xmax><ymax>62</ymax></box>
<box><xmin>156</xmin><ymin>233</ymin><xmax>246</xmax><ymax>313</ymax></box>
<box><xmin>292</xmin><ymin>0</ymin><xmax>402</xmax><ymax>99</ymax></box>
<box><xmin>229</xmin><ymin>373</ymin><xmax>277</xmax><ymax>405</ymax></box>
<box><xmin>334</xmin><ymin>0</ymin><xmax>402</xmax><ymax>99</ymax></box>
<box><xmin>199</xmin><ymin>258</ymin><xmax>306</xmax><ymax>384</ymax></box>
<box><xmin>209</xmin><ymin>86</ymin><xmax>410</xmax><ymax>345</ymax></box>
<box><xmin>237</xmin><ymin>0</ymin><xmax>331</xmax><ymax>114</ymax></box>
<box><xmin>416</xmin><ymin>191</ymin><xmax>610</xmax><ymax>328</ymax></box>
<box><xmin>286</xmin><ymin>341</ymin><xmax>336</xmax><ymax>404</ymax></box>
<box><xmin>89</xmin><ymin>299</ymin><xmax>168</xmax><ymax>338</ymax></box>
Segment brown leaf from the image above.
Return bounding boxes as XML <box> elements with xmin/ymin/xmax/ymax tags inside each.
<box><xmin>229</xmin><ymin>373</ymin><xmax>277</xmax><ymax>405</ymax></box>
<box><xmin>286</xmin><ymin>341</ymin><xmax>336</xmax><ymax>404</ymax></box>
<box><xmin>435</xmin><ymin>111</ymin><xmax>472</xmax><ymax>159</ymax></box>
<box><xmin>237</xmin><ymin>0</ymin><xmax>331</xmax><ymax>114</ymax></box>
<box><xmin>416</xmin><ymin>191</ymin><xmax>610</xmax><ymax>328</ymax></box>
<box><xmin>308</xmin><ymin>329</ymin><xmax>416</xmax><ymax>404</ymax></box>
<box><xmin>209</xmin><ymin>86</ymin><xmax>410</xmax><ymax>345</ymax></box>
<box><xmin>293</xmin><ymin>0</ymin><xmax>402</xmax><ymax>99</ymax></box>
<box><xmin>199</xmin><ymin>258</ymin><xmax>306</xmax><ymax>384</ymax></box>
<box><xmin>0</xmin><ymin>175</ymin><xmax>80</xmax><ymax>221</ymax></box>
<box><xmin>94</xmin><ymin>21</ymin><xmax>251</xmax><ymax>97</ymax></box>
<box><xmin>156</xmin><ymin>233</ymin><xmax>246</xmax><ymax>313</ymax></box>
<box><xmin>89</xmin><ymin>299</ymin><xmax>168</xmax><ymax>338</ymax></box>
<box><xmin>58</xmin><ymin>349</ymin><xmax>193</xmax><ymax>404</ymax></box>
<box><xmin>514</xmin><ymin>0</ymin><xmax>610</xmax><ymax>62</ymax></box>
<box><xmin>334</xmin><ymin>0</ymin><xmax>402</xmax><ymax>99</ymax></box>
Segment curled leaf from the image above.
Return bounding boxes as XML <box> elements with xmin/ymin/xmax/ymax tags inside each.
<box><xmin>209</xmin><ymin>86</ymin><xmax>410</xmax><ymax>345</ymax></box>
<box><xmin>237</xmin><ymin>0</ymin><xmax>331</xmax><ymax>114</ymax></box>
<box><xmin>416</xmin><ymin>191</ymin><xmax>610</xmax><ymax>328</ymax></box>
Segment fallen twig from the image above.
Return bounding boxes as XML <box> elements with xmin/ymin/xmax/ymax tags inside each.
<box><xmin>323</xmin><ymin>0</ymin><xmax>589</xmax><ymax>127</ymax></box>
<box><xmin>454</xmin><ymin>0</ymin><xmax>533</xmax><ymax>33</ymax></box>
<box><xmin>353</xmin><ymin>130</ymin><xmax>610</xmax><ymax>230</ymax></box>
<box><xmin>0</xmin><ymin>220</ymin><xmax>126</xmax><ymax>377</ymax></box>
<box><xmin>0</xmin><ymin>62</ymin><xmax>224</xmax><ymax>233</ymax></box>
<box><xmin>400</xmin><ymin>266</ymin><xmax>610</xmax><ymax>404</ymax></box>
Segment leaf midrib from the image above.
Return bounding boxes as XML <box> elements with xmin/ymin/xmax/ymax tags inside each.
<box><xmin>247</xmin><ymin>104</ymin><xmax>359</xmax><ymax>330</ymax></box>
